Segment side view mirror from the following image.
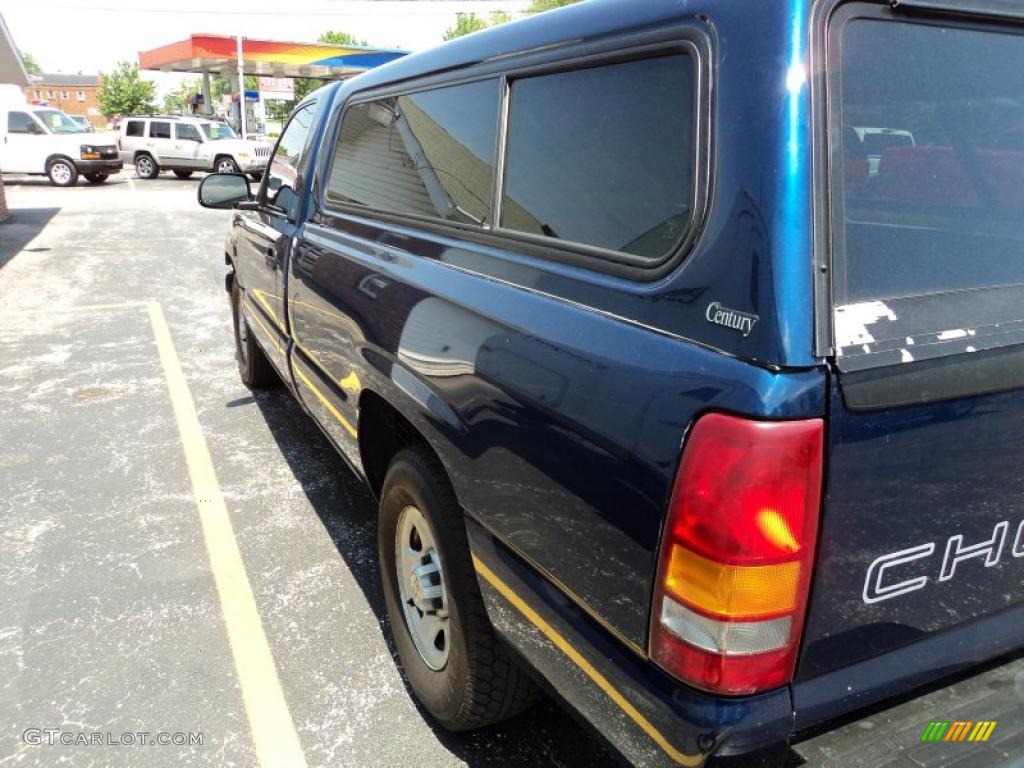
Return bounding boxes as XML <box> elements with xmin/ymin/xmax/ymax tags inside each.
<box><xmin>29</xmin><ymin>122</ymin><xmax>45</xmax><ymax>135</ymax></box>
<box><xmin>198</xmin><ymin>173</ymin><xmax>252</xmax><ymax>209</ymax></box>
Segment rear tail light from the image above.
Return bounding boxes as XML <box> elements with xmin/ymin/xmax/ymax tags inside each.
<box><xmin>650</xmin><ymin>412</ymin><xmax>824</xmax><ymax>695</ymax></box>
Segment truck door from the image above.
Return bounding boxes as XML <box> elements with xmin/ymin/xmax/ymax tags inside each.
<box><xmin>231</xmin><ymin>102</ymin><xmax>317</xmax><ymax>377</ymax></box>
<box><xmin>799</xmin><ymin>5</ymin><xmax>1024</xmax><ymax>689</ymax></box>
<box><xmin>3</xmin><ymin>111</ymin><xmax>46</xmax><ymax>173</ymax></box>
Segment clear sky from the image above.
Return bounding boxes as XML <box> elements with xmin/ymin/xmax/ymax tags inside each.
<box><xmin>2</xmin><ymin>0</ymin><xmax>531</xmax><ymax>95</ymax></box>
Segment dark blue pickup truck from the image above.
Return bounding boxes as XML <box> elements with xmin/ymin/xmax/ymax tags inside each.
<box><xmin>198</xmin><ymin>0</ymin><xmax>1024</xmax><ymax>764</ymax></box>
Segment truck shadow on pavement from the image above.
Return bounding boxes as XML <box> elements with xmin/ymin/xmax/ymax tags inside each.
<box><xmin>0</xmin><ymin>207</ymin><xmax>60</xmax><ymax>271</ymax></box>
<box><xmin>251</xmin><ymin>386</ymin><xmax>618</xmax><ymax>768</ymax></box>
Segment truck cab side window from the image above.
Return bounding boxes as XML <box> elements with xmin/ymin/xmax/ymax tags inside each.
<box><xmin>264</xmin><ymin>103</ymin><xmax>315</xmax><ymax>219</ymax></box>
<box><xmin>8</xmin><ymin>112</ymin><xmax>37</xmax><ymax>134</ymax></box>
<box><xmin>326</xmin><ymin>79</ymin><xmax>499</xmax><ymax>225</ymax></box>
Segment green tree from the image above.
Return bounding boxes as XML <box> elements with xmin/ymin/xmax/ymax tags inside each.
<box><xmin>19</xmin><ymin>50</ymin><xmax>42</xmax><ymax>75</ymax></box>
<box><xmin>264</xmin><ymin>100</ymin><xmax>293</xmax><ymax>123</ymax></box>
<box><xmin>292</xmin><ymin>76</ymin><xmax>324</xmax><ymax>102</ymax></box>
<box><xmin>211</xmin><ymin>74</ymin><xmax>258</xmax><ymax>100</ymax></box>
<box><xmin>163</xmin><ymin>78</ymin><xmax>200</xmax><ymax>114</ymax></box>
<box><xmin>443</xmin><ymin>12</ymin><xmax>490</xmax><ymax>40</ymax></box>
<box><xmin>318</xmin><ymin>30</ymin><xmax>368</xmax><ymax>47</ymax></box>
<box><xmin>97</xmin><ymin>62</ymin><xmax>156</xmax><ymax>118</ymax></box>
<box><xmin>527</xmin><ymin>0</ymin><xmax>581</xmax><ymax>11</ymax></box>
<box><xmin>442</xmin><ymin>10</ymin><xmax>515</xmax><ymax>41</ymax></box>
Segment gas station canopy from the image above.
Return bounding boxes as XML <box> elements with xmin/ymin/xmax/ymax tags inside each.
<box><xmin>0</xmin><ymin>12</ymin><xmax>29</xmax><ymax>85</ymax></box>
<box><xmin>138</xmin><ymin>35</ymin><xmax>407</xmax><ymax>80</ymax></box>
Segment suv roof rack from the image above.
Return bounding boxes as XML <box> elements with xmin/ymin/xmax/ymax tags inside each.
<box><xmin>125</xmin><ymin>113</ymin><xmax>227</xmax><ymax>123</ymax></box>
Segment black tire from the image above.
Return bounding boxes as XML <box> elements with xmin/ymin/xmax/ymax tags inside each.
<box><xmin>379</xmin><ymin>447</ymin><xmax>537</xmax><ymax>731</ymax></box>
<box><xmin>135</xmin><ymin>154</ymin><xmax>159</xmax><ymax>179</ymax></box>
<box><xmin>84</xmin><ymin>173</ymin><xmax>109</xmax><ymax>184</ymax></box>
<box><xmin>230</xmin><ymin>279</ymin><xmax>277</xmax><ymax>388</ymax></box>
<box><xmin>215</xmin><ymin>156</ymin><xmax>240</xmax><ymax>174</ymax></box>
<box><xmin>47</xmin><ymin>158</ymin><xmax>78</xmax><ymax>187</ymax></box>
<box><xmin>173</xmin><ymin>170</ymin><xmax>194</xmax><ymax>179</ymax></box>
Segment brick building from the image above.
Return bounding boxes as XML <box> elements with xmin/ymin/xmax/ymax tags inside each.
<box><xmin>25</xmin><ymin>73</ymin><xmax>102</xmax><ymax>123</ymax></box>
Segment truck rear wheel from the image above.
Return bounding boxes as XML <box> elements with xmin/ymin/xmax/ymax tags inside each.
<box><xmin>379</xmin><ymin>446</ymin><xmax>537</xmax><ymax>730</ymax></box>
<box><xmin>230</xmin><ymin>280</ymin><xmax>277</xmax><ymax>389</ymax></box>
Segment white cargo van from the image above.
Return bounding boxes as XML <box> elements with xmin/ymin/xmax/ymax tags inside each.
<box><xmin>0</xmin><ymin>105</ymin><xmax>122</xmax><ymax>186</ymax></box>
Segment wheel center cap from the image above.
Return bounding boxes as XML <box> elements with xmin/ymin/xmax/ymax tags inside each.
<box><xmin>409</xmin><ymin>572</ymin><xmax>423</xmax><ymax>606</ymax></box>
<box><xmin>408</xmin><ymin>557</ymin><xmax>442</xmax><ymax>612</ymax></box>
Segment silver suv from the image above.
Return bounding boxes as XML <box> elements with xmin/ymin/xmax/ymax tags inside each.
<box><xmin>118</xmin><ymin>115</ymin><xmax>271</xmax><ymax>180</ymax></box>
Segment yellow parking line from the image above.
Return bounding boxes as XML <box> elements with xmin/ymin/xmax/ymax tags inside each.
<box><xmin>146</xmin><ymin>301</ymin><xmax>307</xmax><ymax>768</ymax></box>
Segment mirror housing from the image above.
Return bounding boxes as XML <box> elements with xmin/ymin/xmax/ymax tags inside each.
<box><xmin>198</xmin><ymin>173</ymin><xmax>252</xmax><ymax>209</ymax></box>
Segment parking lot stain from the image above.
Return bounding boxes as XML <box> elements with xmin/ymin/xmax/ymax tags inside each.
<box><xmin>70</xmin><ymin>386</ymin><xmax>126</xmax><ymax>406</ymax></box>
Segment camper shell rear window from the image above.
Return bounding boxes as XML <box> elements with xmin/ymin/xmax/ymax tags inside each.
<box><xmin>828</xmin><ymin>5</ymin><xmax>1024</xmax><ymax>371</ymax></box>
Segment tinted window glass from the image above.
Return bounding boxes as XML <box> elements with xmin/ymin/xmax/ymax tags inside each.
<box><xmin>150</xmin><ymin>121</ymin><xmax>171</xmax><ymax>139</ymax></box>
<box><xmin>175</xmin><ymin>123</ymin><xmax>202</xmax><ymax>141</ymax></box>
<box><xmin>265</xmin><ymin>104</ymin><xmax>316</xmax><ymax>217</ymax></box>
<box><xmin>501</xmin><ymin>56</ymin><xmax>695</xmax><ymax>260</ymax></box>
<box><xmin>832</xmin><ymin>18</ymin><xmax>1024</xmax><ymax>362</ymax></box>
<box><xmin>8</xmin><ymin>112</ymin><xmax>35</xmax><ymax>133</ymax></box>
<box><xmin>836</xmin><ymin>19</ymin><xmax>1024</xmax><ymax>302</ymax></box>
<box><xmin>125</xmin><ymin>120</ymin><xmax>144</xmax><ymax>137</ymax></box>
<box><xmin>327</xmin><ymin>79</ymin><xmax>499</xmax><ymax>225</ymax></box>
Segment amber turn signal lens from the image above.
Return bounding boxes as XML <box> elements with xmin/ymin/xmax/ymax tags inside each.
<box><xmin>663</xmin><ymin>545</ymin><xmax>801</xmax><ymax>620</ymax></box>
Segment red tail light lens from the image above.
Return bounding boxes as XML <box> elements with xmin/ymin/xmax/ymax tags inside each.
<box><xmin>650</xmin><ymin>413</ymin><xmax>824</xmax><ymax>695</ymax></box>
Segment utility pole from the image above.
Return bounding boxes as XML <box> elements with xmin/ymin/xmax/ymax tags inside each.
<box><xmin>201</xmin><ymin>70</ymin><xmax>211</xmax><ymax>116</ymax></box>
<box><xmin>236</xmin><ymin>34</ymin><xmax>247</xmax><ymax>139</ymax></box>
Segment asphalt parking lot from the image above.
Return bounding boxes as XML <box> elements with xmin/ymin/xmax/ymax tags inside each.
<box><xmin>0</xmin><ymin>172</ymin><xmax>614</xmax><ymax>768</ymax></box>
